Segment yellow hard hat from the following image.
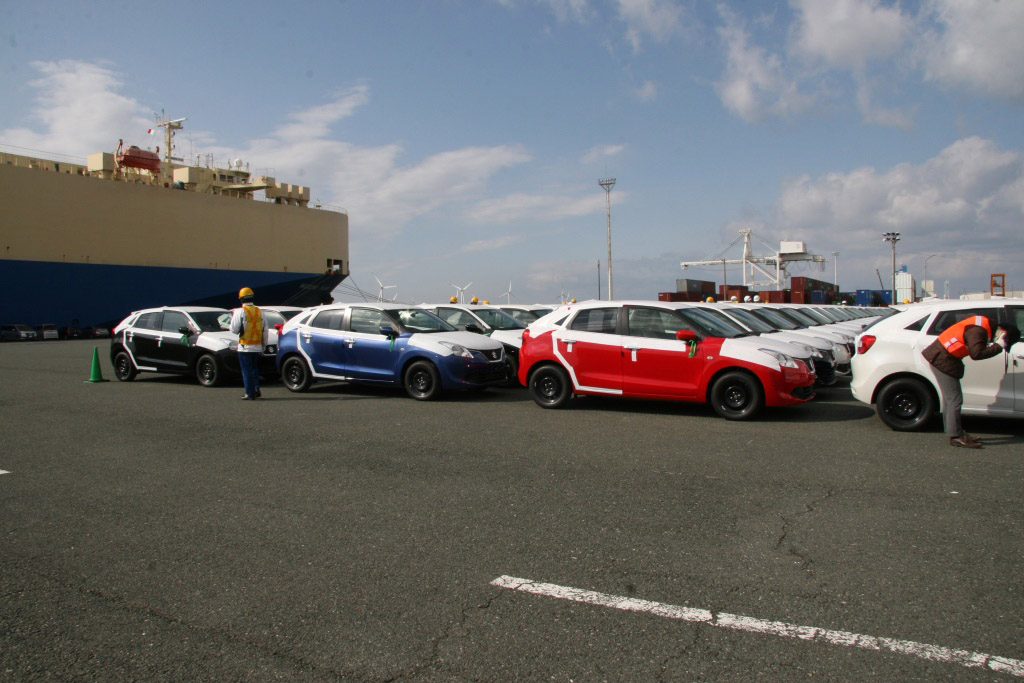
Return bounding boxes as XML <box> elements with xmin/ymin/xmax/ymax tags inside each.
<box><xmin>450</xmin><ymin>296</ymin><xmax>458</xmax><ymax>303</ymax></box>
<box><xmin>470</xmin><ymin>297</ymin><xmax>479</xmax><ymax>304</ymax></box>
<box><xmin>706</xmin><ymin>296</ymin><xmax>714</xmax><ymax>303</ymax></box>
<box><xmin>238</xmin><ymin>287</ymin><xmax>254</xmax><ymax>299</ymax></box>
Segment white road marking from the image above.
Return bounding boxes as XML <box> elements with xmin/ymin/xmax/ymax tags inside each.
<box><xmin>0</xmin><ymin>470</ymin><xmax>9</xmax><ymax>475</ymax></box>
<box><xmin>490</xmin><ymin>575</ymin><xmax>1024</xmax><ymax>678</ymax></box>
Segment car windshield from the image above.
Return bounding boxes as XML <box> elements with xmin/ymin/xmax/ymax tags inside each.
<box><xmin>188</xmin><ymin>310</ymin><xmax>232</xmax><ymax>332</ymax></box>
<box><xmin>797</xmin><ymin>308</ymin><xmax>832</xmax><ymax>324</ymax></box>
<box><xmin>747</xmin><ymin>307</ymin><xmax>799</xmax><ymax>330</ymax></box>
<box><xmin>720</xmin><ymin>307</ymin><xmax>775</xmax><ymax>333</ymax></box>
<box><xmin>473</xmin><ymin>309</ymin><xmax>525</xmax><ymax>330</ymax></box>
<box><xmin>263</xmin><ymin>311</ymin><xmax>287</xmax><ymax>326</ymax></box>
<box><xmin>778</xmin><ymin>308</ymin><xmax>819</xmax><ymax>326</ymax></box>
<box><xmin>15</xmin><ymin>325</ymin><xmax>32</xmax><ymax>331</ymax></box>
<box><xmin>679</xmin><ymin>307</ymin><xmax>747</xmax><ymax>338</ymax></box>
<box><xmin>693</xmin><ymin>307</ymin><xmax>756</xmax><ymax>336</ymax></box>
<box><xmin>385</xmin><ymin>308</ymin><xmax>456</xmax><ymax>333</ymax></box>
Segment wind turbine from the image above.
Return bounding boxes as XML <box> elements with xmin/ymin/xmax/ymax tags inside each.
<box><xmin>374</xmin><ymin>275</ymin><xmax>396</xmax><ymax>302</ymax></box>
<box><xmin>451</xmin><ymin>281</ymin><xmax>472</xmax><ymax>304</ymax></box>
<box><xmin>501</xmin><ymin>281</ymin><xmax>512</xmax><ymax>304</ymax></box>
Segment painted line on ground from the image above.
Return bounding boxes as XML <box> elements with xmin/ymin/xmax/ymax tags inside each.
<box><xmin>490</xmin><ymin>575</ymin><xmax>1023</xmax><ymax>678</ymax></box>
<box><xmin>0</xmin><ymin>470</ymin><xmax>9</xmax><ymax>475</ymax></box>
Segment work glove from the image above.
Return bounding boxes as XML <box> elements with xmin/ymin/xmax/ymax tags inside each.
<box><xmin>995</xmin><ymin>331</ymin><xmax>1009</xmax><ymax>350</ymax></box>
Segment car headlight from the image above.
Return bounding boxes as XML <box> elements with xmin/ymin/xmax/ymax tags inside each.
<box><xmin>758</xmin><ymin>348</ymin><xmax>799</xmax><ymax>369</ymax></box>
<box><xmin>439</xmin><ymin>341</ymin><xmax>474</xmax><ymax>358</ymax></box>
<box><xmin>228</xmin><ymin>340</ymin><xmax>239</xmax><ymax>351</ymax></box>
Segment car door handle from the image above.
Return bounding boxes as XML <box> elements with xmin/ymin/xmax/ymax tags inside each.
<box><xmin>301</xmin><ymin>332</ymin><xmax>312</xmax><ymax>342</ymax></box>
<box><xmin>344</xmin><ymin>338</ymin><xmax>355</xmax><ymax>347</ymax></box>
<box><xmin>624</xmin><ymin>345</ymin><xmax>641</xmax><ymax>350</ymax></box>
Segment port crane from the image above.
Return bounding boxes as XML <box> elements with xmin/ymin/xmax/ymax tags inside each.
<box><xmin>680</xmin><ymin>229</ymin><xmax>827</xmax><ymax>290</ymax></box>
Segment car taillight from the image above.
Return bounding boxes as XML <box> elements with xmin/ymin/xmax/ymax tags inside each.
<box><xmin>857</xmin><ymin>335</ymin><xmax>876</xmax><ymax>354</ymax></box>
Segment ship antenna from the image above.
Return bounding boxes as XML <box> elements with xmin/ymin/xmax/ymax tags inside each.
<box><xmin>155</xmin><ymin>113</ymin><xmax>187</xmax><ymax>171</ymax></box>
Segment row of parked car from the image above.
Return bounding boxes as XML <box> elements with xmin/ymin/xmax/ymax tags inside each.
<box><xmin>108</xmin><ymin>299</ymin><xmax>888</xmax><ymax>421</ymax></box>
<box><xmin>0</xmin><ymin>323</ymin><xmax>110</xmax><ymax>342</ymax></box>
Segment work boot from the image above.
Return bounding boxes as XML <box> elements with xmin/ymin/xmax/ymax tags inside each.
<box><xmin>949</xmin><ymin>436</ymin><xmax>981</xmax><ymax>449</ymax></box>
<box><xmin>963</xmin><ymin>432</ymin><xmax>982</xmax><ymax>443</ymax></box>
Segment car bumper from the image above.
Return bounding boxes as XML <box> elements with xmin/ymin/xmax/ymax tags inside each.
<box><xmin>438</xmin><ymin>357</ymin><xmax>508</xmax><ymax>388</ymax></box>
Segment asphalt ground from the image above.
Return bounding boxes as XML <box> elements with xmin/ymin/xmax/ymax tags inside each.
<box><xmin>1</xmin><ymin>340</ymin><xmax>1022</xmax><ymax>681</ymax></box>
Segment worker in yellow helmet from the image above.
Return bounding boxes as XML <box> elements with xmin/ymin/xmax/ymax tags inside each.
<box><xmin>230</xmin><ymin>286</ymin><xmax>269</xmax><ymax>400</ymax></box>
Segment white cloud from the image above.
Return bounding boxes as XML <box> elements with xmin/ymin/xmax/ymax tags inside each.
<box><xmin>791</xmin><ymin>0</ymin><xmax>908</xmax><ymax>71</ymax></box>
<box><xmin>715</xmin><ymin>7</ymin><xmax>814</xmax><ymax>123</ymax></box>
<box><xmin>616</xmin><ymin>0</ymin><xmax>685</xmax><ymax>52</ymax></box>
<box><xmin>463</xmin><ymin>234</ymin><xmax>527</xmax><ymax>253</ymax></box>
<box><xmin>0</xmin><ymin>60</ymin><xmax>151</xmax><ymax>158</ymax></box>
<box><xmin>582</xmin><ymin>144</ymin><xmax>625</xmax><ymax>163</ymax></box>
<box><xmin>465</xmin><ymin>191</ymin><xmax>607</xmax><ymax>224</ymax></box>
<box><xmin>771</xmin><ymin>137</ymin><xmax>1024</xmax><ymax>284</ymax></box>
<box><xmin>272</xmin><ymin>85</ymin><xmax>370</xmax><ymax>141</ymax></box>
<box><xmin>634</xmin><ymin>80</ymin><xmax>658</xmax><ymax>101</ymax></box>
<box><xmin>917</xmin><ymin>0</ymin><xmax>1024</xmax><ymax>101</ymax></box>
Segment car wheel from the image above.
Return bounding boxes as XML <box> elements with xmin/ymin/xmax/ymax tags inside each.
<box><xmin>405</xmin><ymin>361</ymin><xmax>441</xmax><ymax>400</ymax></box>
<box><xmin>876</xmin><ymin>377</ymin><xmax>934</xmax><ymax>431</ymax></box>
<box><xmin>529</xmin><ymin>365</ymin><xmax>571</xmax><ymax>408</ymax></box>
<box><xmin>113</xmin><ymin>350</ymin><xmax>137</xmax><ymax>382</ymax></box>
<box><xmin>710</xmin><ymin>371</ymin><xmax>763</xmax><ymax>420</ymax></box>
<box><xmin>281</xmin><ymin>356</ymin><xmax>312</xmax><ymax>392</ymax></box>
<box><xmin>195</xmin><ymin>354</ymin><xmax>222</xmax><ymax>387</ymax></box>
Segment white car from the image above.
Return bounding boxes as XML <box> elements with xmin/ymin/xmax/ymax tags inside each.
<box><xmin>851</xmin><ymin>299</ymin><xmax>1024</xmax><ymax>430</ymax></box>
<box><xmin>420</xmin><ymin>303</ymin><xmax>526</xmax><ymax>384</ymax></box>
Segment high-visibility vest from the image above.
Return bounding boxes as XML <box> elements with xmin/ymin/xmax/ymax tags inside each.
<box><xmin>239</xmin><ymin>305</ymin><xmax>264</xmax><ymax>346</ymax></box>
<box><xmin>937</xmin><ymin>315</ymin><xmax>991</xmax><ymax>359</ymax></box>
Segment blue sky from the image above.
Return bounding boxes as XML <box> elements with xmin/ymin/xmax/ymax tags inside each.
<box><xmin>3</xmin><ymin>0</ymin><xmax>1023</xmax><ymax>304</ymax></box>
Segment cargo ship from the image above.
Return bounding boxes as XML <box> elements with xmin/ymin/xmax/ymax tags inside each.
<box><xmin>0</xmin><ymin>116</ymin><xmax>349</xmax><ymax>328</ymax></box>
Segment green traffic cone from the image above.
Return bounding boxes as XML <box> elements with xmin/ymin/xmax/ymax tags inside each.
<box><xmin>84</xmin><ymin>346</ymin><xmax>109</xmax><ymax>383</ymax></box>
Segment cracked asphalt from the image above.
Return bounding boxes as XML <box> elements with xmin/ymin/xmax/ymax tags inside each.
<box><xmin>2</xmin><ymin>340</ymin><xmax>1022</xmax><ymax>681</ymax></box>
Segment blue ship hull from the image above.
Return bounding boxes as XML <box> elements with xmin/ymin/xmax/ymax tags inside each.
<box><xmin>1</xmin><ymin>259</ymin><xmax>343</xmax><ymax>328</ymax></box>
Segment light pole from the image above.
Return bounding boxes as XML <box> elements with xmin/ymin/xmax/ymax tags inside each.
<box><xmin>882</xmin><ymin>232</ymin><xmax>900</xmax><ymax>303</ymax></box>
<box><xmin>924</xmin><ymin>254</ymin><xmax>939</xmax><ymax>296</ymax></box>
<box><xmin>596</xmin><ymin>259</ymin><xmax>601</xmax><ymax>300</ymax></box>
<box><xmin>599</xmin><ymin>178</ymin><xmax>616</xmax><ymax>300</ymax></box>
<box><xmin>831</xmin><ymin>251</ymin><xmax>839</xmax><ymax>298</ymax></box>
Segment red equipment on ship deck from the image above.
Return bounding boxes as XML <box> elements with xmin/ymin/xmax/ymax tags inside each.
<box><xmin>116</xmin><ymin>140</ymin><xmax>161</xmax><ymax>173</ymax></box>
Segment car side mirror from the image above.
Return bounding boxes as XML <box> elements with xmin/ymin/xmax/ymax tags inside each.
<box><xmin>465</xmin><ymin>323</ymin><xmax>483</xmax><ymax>334</ymax></box>
<box><xmin>379</xmin><ymin>324</ymin><xmax>396</xmax><ymax>337</ymax></box>
<box><xmin>675</xmin><ymin>329</ymin><xmax>698</xmax><ymax>342</ymax></box>
<box><xmin>178</xmin><ymin>326</ymin><xmax>191</xmax><ymax>335</ymax></box>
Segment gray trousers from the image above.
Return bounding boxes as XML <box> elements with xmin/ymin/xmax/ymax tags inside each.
<box><xmin>933</xmin><ymin>370</ymin><xmax>963</xmax><ymax>438</ymax></box>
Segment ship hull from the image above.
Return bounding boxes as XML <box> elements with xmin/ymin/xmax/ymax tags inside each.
<box><xmin>1</xmin><ymin>259</ymin><xmax>344</xmax><ymax>327</ymax></box>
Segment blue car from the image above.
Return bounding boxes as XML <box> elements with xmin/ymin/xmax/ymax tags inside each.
<box><xmin>277</xmin><ymin>303</ymin><xmax>508</xmax><ymax>399</ymax></box>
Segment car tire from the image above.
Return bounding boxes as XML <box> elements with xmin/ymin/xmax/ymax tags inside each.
<box><xmin>113</xmin><ymin>350</ymin><xmax>137</xmax><ymax>382</ymax></box>
<box><xmin>710</xmin><ymin>371</ymin><xmax>763</xmax><ymax>420</ymax></box>
<box><xmin>875</xmin><ymin>377</ymin><xmax>935</xmax><ymax>431</ymax></box>
<box><xmin>529</xmin><ymin>365</ymin><xmax>572</xmax><ymax>408</ymax></box>
<box><xmin>195</xmin><ymin>353</ymin><xmax>222</xmax><ymax>387</ymax></box>
<box><xmin>405</xmin><ymin>360</ymin><xmax>441</xmax><ymax>400</ymax></box>
<box><xmin>281</xmin><ymin>356</ymin><xmax>312</xmax><ymax>392</ymax></box>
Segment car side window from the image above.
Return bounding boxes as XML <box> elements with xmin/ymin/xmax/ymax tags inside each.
<box><xmin>569</xmin><ymin>308</ymin><xmax>619</xmax><ymax>334</ymax></box>
<box><xmin>903</xmin><ymin>315</ymin><xmax>930</xmax><ymax>332</ymax></box>
<box><xmin>136</xmin><ymin>312</ymin><xmax>162</xmax><ymax>330</ymax></box>
<box><xmin>310</xmin><ymin>310</ymin><xmax>345</xmax><ymax>331</ymax></box>
<box><xmin>161</xmin><ymin>311</ymin><xmax>188</xmax><ymax>333</ymax></box>
<box><xmin>626</xmin><ymin>307</ymin><xmax>686</xmax><ymax>340</ymax></box>
<box><xmin>1006</xmin><ymin>307</ymin><xmax>1024</xmax><ymax>336</ymax></box>
<box><xmin>926</xmin><ymin>308</ymin><xmax>999</xmax><ymax>335</ymax></box>
<box><xmin>349</xmin><ymin>308</ymin><xmax>388</xmax><ymax>334</ymax></box>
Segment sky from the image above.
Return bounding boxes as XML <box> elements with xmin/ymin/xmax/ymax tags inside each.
<box><xmin>2</xmin><ymin>0</ymin><xmax>1023</xmax><ymax>304</ymax></box>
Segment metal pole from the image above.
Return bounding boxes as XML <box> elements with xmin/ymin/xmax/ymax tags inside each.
<box><xmin>599</xmin><ymin>178</ymin><xmax>616</xmax><ymax>300</ymax></box>
<box><xmin>882</xmin><ymin>232</ymin><xmax>900</xmax><ymax>304</ymax></box>
<box><xmin>597</xmin><ymin>260</ymin><xmax>601</xmax><ymax>300</ymax></box>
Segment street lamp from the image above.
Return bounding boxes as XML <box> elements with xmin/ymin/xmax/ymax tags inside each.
<box><xmin>882</xmin><ymin>232</ymin><xmax>900</xmax><ymax>303</ymax></box>
<box><xmin>599</xmin><ymin>178</ymin><xmax>616</xmax><ymax>300</ymax></box>
<box><xmin>831</xmin><ymin>251</ymin><xmax>839</xmax><ymax>297</ymax></box>
<box><xmin>923</xmin><ymin>254</ymin><xmax>939</xmax><ymax>296</ymax></box>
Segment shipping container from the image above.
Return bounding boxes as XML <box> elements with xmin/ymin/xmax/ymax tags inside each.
<box><xmin>757</xmin><ymin>290</ymin><xmax>788</xmax><ymax>303</ymax></box>
<box><xmin>809</xmin><ymin>290</ymin><xmax>827</xmax><ymax>304</ymax></box>
<box><xmin>675</xmin><ymin>278</ymin><xmax>716</xmax><ymax>294</ymax></box>
<box><xmin>791</xmin><ymin>291</ymin><xmax>806</xmax><ymax>303</ymax></box>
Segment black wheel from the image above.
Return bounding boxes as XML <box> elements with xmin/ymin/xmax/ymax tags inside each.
<box><xmin>113</xmin><ymin>350</ymin><xmax>137</xmax><ymax>382</ymax></box>
<box><xmin>529</xmin><ymin>365</ymin><xmax>572</xmax><ymax>408</ymax></box>
<box><xmin>504</xmin><ymin>354</ymin><xmax>520</xmax><ymax>387</ymax></box>
<box><xmin>281</xmin><ymin>356</ymin><xmax>312</xmax><ymax>392</ymax></box>
<box><xmin>876</xmin><ymin>377</ymin><xmax>935</xmax><ymax>431</ymax></box>
<box><xmin>195</xmin><ymin>354</ymin><xmax>222</xmax><ymax>387</ymax></box>
<box><xmin>405</xmin><ymin>361</ymin><xmax>441</xmax><ymax>400</ymax></box>
<box><xmin>710</xmin><ymin>371</ymin><xmax>763</xmax><ymax>420</ymax></box>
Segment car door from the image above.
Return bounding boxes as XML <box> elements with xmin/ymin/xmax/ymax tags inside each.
<box><xmin>555</xmin><ymin>307</ymin><xmax>622</xmax><ymax>393</ymax></box>
<box><xmin>300</xmin><ymin>308</ymin><xmax>349</xmax><ymax>377</ymax></box>
<box><xmin>1005</xmin><ymin>305</ymin><xmax>1024</xmax><ymax>412</ymax></box>
<box><xmin>130</xmin><ymin>311</ymin><xmax>164</xmax><ymax>367</ymax></box>
<box><xmin>154</xmin><ymin>310</ymin><xmax>193</xmax><ymax>370</ymax></box>
<box><xmin>344</xmin><ymin>307</ymin><xmax>399</xmax><ymax>383</ymax></box>
<box><xmin>621</xmin><ymin>306</ymin><xmax>705</xmax><ymax>399</ymax></box>
<box><xmin>927</xmin><ymin>308</ymin><xmax>1009</xmax><ymax>412</ymax></box>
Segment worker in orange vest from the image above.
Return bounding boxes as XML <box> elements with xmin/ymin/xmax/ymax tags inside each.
<box><xmin>921</xmin><ymin>315</ymin><xmax>1009</xmax><ymax>448</ymax></box>
<box><xmin>230</xmin><ymin>287</ymin><xmax>269</xmax><ymax>400</ymax></box>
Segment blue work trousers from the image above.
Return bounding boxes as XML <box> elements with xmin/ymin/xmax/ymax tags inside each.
<box><xmin>238</xmin><ymin>351</ymin><xmax>261</xmax><ymax>398</ymax></box>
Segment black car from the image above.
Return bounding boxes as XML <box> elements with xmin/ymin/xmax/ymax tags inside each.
<box><xmin>109</xmin><ymin>306</ymin><xmax>278</xmax><ymax>387</ymax></box>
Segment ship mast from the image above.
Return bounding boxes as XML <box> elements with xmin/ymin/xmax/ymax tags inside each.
<box><xmin>155</xmin><ymin>114</ymin><xmax>186</xmax><ymax>176</ymax></box>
